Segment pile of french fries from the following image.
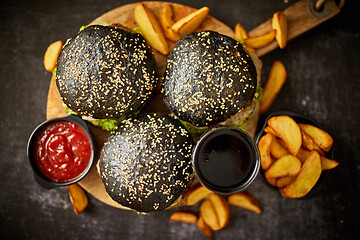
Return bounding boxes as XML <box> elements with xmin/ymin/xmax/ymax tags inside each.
<box><xmin>169</xmin><ymin>185</ymin><xmax>262</xmax><ymax>239</ymax></box>
<box><xmin>258</xmin><ymin>115</ymin><xmax>338</xmax><ymax>198</ymax></box>
<box><xmin>134</xmin><ymin>3</ymin><xmax>209</xmax><ymax>55</ymax></box>
<box><xmin>234</xmin><ymin>11</ymin><xmax>287</xmax><ymax>53</ymax></box>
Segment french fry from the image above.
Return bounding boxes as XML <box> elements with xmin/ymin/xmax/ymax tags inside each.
<box><xmin>321</xmin><ymin>157</ymin><xmax>339</xmax><ymax>170</ymax></box>
<box><xmin>67</xmin><ymin>184</ymin><xmax>88</xmax><ymax>215</ymax></box>
<box><xmin>134</xmin><ymin>3</ymin><xmax>169</xmax><ymax>55</ymax></box>
<box><xmin>170</xmin><ymin>211</ymin><xmax>198</xmax><ymax>223</ymax></box>
<box><xmin>296</xmin><ymin>148</ymin><xmax>311</xmax><ymax>163</ymax></box>
<box><xmin>171</xmin><ymin>7</ymin><xmax>209</xmax><ymax>36</ymax></box>
<box><xmin>266</xmin><ymin>155</ymin><xmax>302</xmax><ymax>178</ymax></box>
<box><xmin>298</xmin><ymin>124</ymin><xmax>333</xmax><ymax>152</ymax></box>
<box><xmin>272</xmin><ymin>11</ymin><xmax>288</xmax><ymax>49</ymax></box>
<box><xmin>200</xmin><ymin>199</ymin><xmax>220</xmax><ymax>231</ymax></box>
<box><xmin>43</xmin><ymin>40</ymin><xmax>63</xmax><ymax>72</ymax></box>
<box><xmin>159</xmin><ymin>4</ymin><xmax>181</xmax><ymax>42</ymax></box>
<box><xmin>264</xmin><ymin>170</ymin><xmax>278</xmax><ymax>187</ymax></box>
<box><xmin>270</xmin><ymin>138</ymin><xmax>289</xmax><ymax>159</ymax></box>
<box><xmin>297</xmin><ymin>148</ymin><xmax>338</xmax><ymax>170</ymax></box>
<box><xmin>264</xmin><ymin>126</ymin><xmax>277</xmax><ymax>136</ymax></box>
<box><xmin>276</xmin><ymin>176</ymin><xmax>296</xmax><ymax>188</ymax></box>
<box><xmin>186</xmin><ymin>185</ymin><xmax>212</xmax><ymax>206</ymax></box>
<box><xmin>258</xmin><ymin>133</ymin><xmax>274</xmax><ymax>170</ymax></box>
<box><xmin>234</xmin><ymin>23</ymin><xmax>248</xmax><ymax>41</ymax></box>
<box><xmin>245</xmin><ymin>46</ymin><xmax>256</xmax><ymax>53</ymax></box>
<box><xmin>301</xmin><ymin>130</ymin><xmax>325</xmax><ymax>155</ymax></box>
<box><xmin>197</xmin><ymin>216</ymin><xmax>213</xmax><ymax>240</ymax></box>
<box><xmin>267</xmin><ymin>116</ymin><xmax>302</xmax><ymax>156</ymax></box>
<box><xmin>280</xmin><ymin>151</ymin><xmax>322</xmax><ymax>198</ymax></box>
<box><xmin>227</xmin><ymin>192</ymin><xmax>262</xmax><ymax>214</ymax></box>
<box><xmin>244</xmin><ymin>29</ymin><xmax>275</xmax><ymax>49</ymax></box>
<box><xmin>207</xmin><ymin>193</ymin><xmax>230</xmax><ymax>231</ymax></box>
<box><xmin>259</xmin><ymin>61</ymin><xmax>287</xmax><ymax>114</ymax></box>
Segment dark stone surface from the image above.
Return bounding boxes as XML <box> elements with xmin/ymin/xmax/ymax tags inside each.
<box><xmin>1</xmin><ymin>0</ymin><xmax>359</xmax><ymax>239</ymax></box>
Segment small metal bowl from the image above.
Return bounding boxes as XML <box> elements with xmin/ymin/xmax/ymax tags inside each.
<box><xmin>192</xmin><ymin>126</ymin><xmax>260</xmax><ymax>195</ymax></box>
<box><xmin>256</xmin><ymin>110</ymin><xmax>334</xmax><ymax>198</ymax></box>
<box><xmin>27</xmin><ymin>114</ymin><xmax>94</xmax><ymax>189</ymax></box>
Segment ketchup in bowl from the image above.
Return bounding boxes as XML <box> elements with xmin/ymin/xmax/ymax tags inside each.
<box><xmin>34</xmin><ymin>120</ymin><xmax>91</xmax><ymax>182</ymax></box>
<box><xmin>28</xmin><ymin>115</ymin><xmax>94</xmax><ymax>188</ymax></box>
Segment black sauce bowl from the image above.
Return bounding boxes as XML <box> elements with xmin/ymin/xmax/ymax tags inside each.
<box><xmin>27</xmin><ymin>114</ymin><xmax>94</xmax><ymax>189</ymax></box>
<box><xmin>256</xmin><ymin>110</ymin><xmax>334</xmax><ymax>199</ymax></box>
<box><xmin>193</xmin><ymin>126</ymin><xmax>260</xmax><ymax>195</ymax></box>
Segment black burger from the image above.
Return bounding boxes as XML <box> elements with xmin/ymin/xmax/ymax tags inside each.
<box><xmin>99</xmin><ymin>113</ymin><xmax>194</xmax><ymax>212</ymax></box>
<box><xmin>162</xmin><ymin>30</ymin><xmax>261</xmax><ymax>129</ymax></box>
<box><xmin>56</xmin><ymin>25</ymin><xmax>158</xmax><ymax>120</ymax></box>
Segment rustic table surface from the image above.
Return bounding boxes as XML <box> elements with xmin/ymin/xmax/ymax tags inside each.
<box><xmin>1</xmin><ymin>0</ymin><xmax>359</xmax><ymax>239</ymax></box>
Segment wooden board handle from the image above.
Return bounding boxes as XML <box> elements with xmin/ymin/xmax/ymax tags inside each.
<box><xmin>249</xmin><ymin>0</ymin><xmax>341</xmax><ymax>57</ymax></box>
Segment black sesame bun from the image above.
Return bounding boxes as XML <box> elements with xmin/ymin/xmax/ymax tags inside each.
<box><xmin>99</xmin><ymin>113</ymin><xmax>194</xmax><ymax>212</ymax></box>
<box><xmin>162</xmin><ymin>31</ymin><xmax>258</xmax><ymax>128</ymax></box>
<box><xmin>56</xmin><ymin>25</ymin><xmax>157</xmax><ymax>120</ymax></box>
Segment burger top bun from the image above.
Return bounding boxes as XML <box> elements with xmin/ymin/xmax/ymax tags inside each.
<box><xmin>99</xmin><ymin>113</ymin><xmax>194</xmax><ymax>212</ymax></box>
<box><xmin>162</xmin><ymin>30</ymin><xmax>258</xmax><ymax>128</ymax></box>
<box><xmin>56</xmin><ymin>25</ymin><xmax>158</xmax><ymax>120</ymax></box>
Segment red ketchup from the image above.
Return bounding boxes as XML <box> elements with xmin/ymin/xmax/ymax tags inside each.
<box><xmin>34</xmin><ymin>121</ymin><xmax>91</xmax><ymax>182</ymax></box>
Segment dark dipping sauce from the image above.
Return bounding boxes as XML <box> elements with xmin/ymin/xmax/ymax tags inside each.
<box><xmin>193</xmin><ymin>127</ymin><xmax>259</xmax><ymax>194</ymax></box>
<box><xmin>34</xmin><ymin>120</ymin><xmax>91</xmax><ymax>182</ymax></box>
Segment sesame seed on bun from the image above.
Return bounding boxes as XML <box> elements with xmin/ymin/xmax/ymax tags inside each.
<box><xmin>162</xmin><ymin>31</ymin><xmax>258</xmax><ymax>128</ymax></box>
<box><xmin>56</xmin><ymin>25</ymin><xmax>158</xmax><ymax>120</ymax></box>
<box><xmin>99</xmin><ymin>113</ymin><xmax>194</xmax><ymax>212</ymax></box>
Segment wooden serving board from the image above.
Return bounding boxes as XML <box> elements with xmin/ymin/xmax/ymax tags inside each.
<box><xmin>46</xmin><ymin>1</ymin><xmax>259</xmax><ymax>209</ymax></box>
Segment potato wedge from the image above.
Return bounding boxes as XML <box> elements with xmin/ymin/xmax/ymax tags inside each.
<box><xmin>228</xmin><ymin>192</ymin><xmax>262</xmax><ymax>214</ymax></box>
<box><xmin>297</xmin><ymin>148</ymin><xmax>338</xmax><ymax>170</ymax></box>
<box><xmin>207</xmin><ymin>193</ymin><xmax>230</xmax><ymax>231</ymax></box>
<box><xmin>234</xmin><ymin>23</ymin><xmax>248</xmax><ymax>41</ymax></box>
<box><xmin>200</xmin><ymin>199</ymin><xmax>220</xmax><ymax>231</ymax></box>
<box><xmin>267</xmin><ymin>116</ymin><xmax>301</xmax><ymax>156</ymax></box>
<box><xmin>244</xmin><ymin>29</ymin><xmax>275</xmax><ymax>49</ymax></box>
<box><xmin>44</xmin><ymin>40</ymin><xmax>63</xmax><ymax>72</ymax></box>
<box><xmin>185</xmin><ymin>184</ymin><xmax>212</xmax><ymax>206</ymax></box>
<box><xmin>171</xmin><ymin>7</ymin><xmax>209</xmax><ymax>36</ymax></box>
<box><xmin>296</xmin><ymin>148</ymin><xmax>311</xmax><ymax>163</ymax></box>
<box><xmin>270</xmin><ymin>138</ymin><xmax>289</xmax><ymax>159</ymax></box>
<box><xmin>159</xmin><ymin>4</ymin><xmax>181</xmax><ymax>42</ymax></box>
<box><xmin>272</xmin><ymin>11</ymin><xmax>288</xmax><ymax>49</ymax></box>
<box><xmin>280</xmin><ymin>151</ymin><xmax>322</xmax><ymax>198</ymax></box>
<box><xmin>134</xmin><ymin>3</ymin><xmax>169</xmax><ymax>55</ymax></box>
<box><xmin>258</xmin><ymin>133</ymin><xmax>274</xmax><ymax>170</ymax></box>
<box><xmin>264</xmin><ymin>126</ymin><xmax>277</xmax><ymax>136</ymax></box>
<box><xmin>276</xmin><ymin>176</ymin><xmax>296</xmax><ymax>188</ymax></box>
<box><xmin>299</xmin><ymin>124</ymin><xmax>333</xmax><ymax>152</ymax></box>
<box><xmin>67</xmin><ymin>184</ymin><xmax>88</xmax><ymax>215</ymax></box>
<box><xmin>170</xmin><ymin>211</ymin><xmax>198</xmax><ymax>223</ymax></box>
<box><xmin>264</xmin><ymin>170</ymin><xmax>278</xmax><ymax>187</ymax></box>
<box><xmin>321</xmin><ymin>157</ymin><xmax>339</xmax><ymax>170</ymax></box>
<box><xmin>259</xmin><ymin>61</ymin><xmax>287</xmax><ymax>114</ymax></box>
<box><xmin>266</xmin><ymin>155</ymin><xmax>302</xmax><ymax>178</ymax></box>
<box><xmin>245</xmin><ymin>46</ymin><xmax>256</xmax><ymax>53</ymax></box>
<box><xmin>197</xmin><ymin>216</ymin><xmax>214</xmax><ymax>240</ymax></box>
<box><xmin>301</xmin><ymin>130</ymin><xmax>324</xmax><ymax>154</ymax></box>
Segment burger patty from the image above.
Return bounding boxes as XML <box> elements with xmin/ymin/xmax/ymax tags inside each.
<box><xmin>56</xmin><ymin>25</ymin><xmax>157</xmax><ymax>120</ymax></box>
<box><xmin>99</xmin><ymin>113</ymin><xmax>194</xmax><ymax>212</ymax></box>
<box><xmin>162</xmin><ymin>31</ymin><xmax>257</xmax><ymax>127</ymax></box>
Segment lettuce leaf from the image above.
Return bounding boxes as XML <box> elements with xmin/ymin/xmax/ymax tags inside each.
<box><xmin>231</xmin><ymin>114</ymin><xmax>253</xmax><ymax>131</ymax></box>
<box><xmin>255</xmin><ymin>83</ymin><xmax>263</xmax><ymax>101</ymax></box>
<box><xmin>64</xmin><ymin>104</ymin><xmax>123</xmax><ymax>131</ymax></box>
<box><xmin>93</xmin><ymin>118</ymin><xmax>124</xmax><ymax>131</ymax></box>
<box><xmin>179</xmin><ymin>120</ymin><xmax>208</xmax><ymax>136</ymax></box>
